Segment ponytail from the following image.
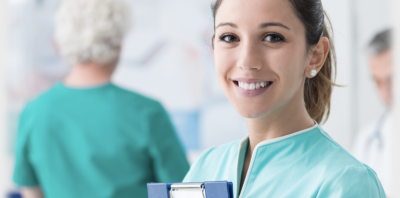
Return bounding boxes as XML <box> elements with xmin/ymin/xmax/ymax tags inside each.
<box><xmin>304</xmin><ymin>14</ymin><xmax>338</xmax><ymax>124</ymax></box>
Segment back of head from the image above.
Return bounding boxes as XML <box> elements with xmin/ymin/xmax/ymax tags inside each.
<box><xmin>368</xmin><ymin>29</ymin><xmax>392</xmax><ymax>56</ymax></box>
<box><xmin>55</xmin><ymin>0</ymin><xmax>132</xmax><ymax>66</ymax></box>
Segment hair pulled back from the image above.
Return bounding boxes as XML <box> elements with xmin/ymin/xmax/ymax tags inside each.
<box><xmin>211</xmin><ymin>0</ymin><xmax>337</xmax><ymax>124</ymax></box>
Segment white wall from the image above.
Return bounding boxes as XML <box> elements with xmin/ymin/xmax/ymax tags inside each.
<box><xmin>0</xmin><ymin>0</ymin><xmax>8</xmax><ymax>194</ymax></box>
<box><xmin>0</xmin><ymin>0</ymin><xmax>16</xmax><ymax>194</ymax></box>
<box><xmin>354</xmin><ymin>0</ymin><xmax>390</xmax><ymax>133</ymax></box>
<box><xmin>321</xmin><ymin>0</ymin><xmax>389</xmax><ymax>151</ymax></box>
<box><xmin>390</xmin><ymin>0</ymin><xmax>400</xmax><ymax>196</ymax></box>
<box><xmin>320</xmin><ymin>0</ymin><xmax>353</xmax><ymax>150</ymax></box>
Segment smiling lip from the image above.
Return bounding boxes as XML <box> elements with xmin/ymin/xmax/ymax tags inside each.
<box><xmin>232</xmin><ymin>78</ymin><xmax>273</xmax><ymax>97</ymax></box>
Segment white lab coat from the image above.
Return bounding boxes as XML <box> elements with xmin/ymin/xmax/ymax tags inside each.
<box><xmin>352</xmin><ymin>113</ymin><xmax>392</xmax><ymax>197</ymax></box>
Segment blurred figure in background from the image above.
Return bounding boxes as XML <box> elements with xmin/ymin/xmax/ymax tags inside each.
<box><xmin>353</xmin><ymin>29</ymin><xmax>392</xmax><ymax>196</ymax></box>
<box><xmin>13</xmin><ymin>0</ymin><xmax>189</xmax><ymax>197</ymax></box>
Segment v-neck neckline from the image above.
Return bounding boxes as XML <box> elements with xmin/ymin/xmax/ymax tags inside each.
<box><xmin>236</xmin><ymin>122</ymin><xmax>319</xmax><ymax>197</ymax></box>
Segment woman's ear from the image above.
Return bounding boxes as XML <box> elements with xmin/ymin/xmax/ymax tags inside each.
<box><xmin>306</xmin><ymin>37</ymin><xmax>330</xmax><ymax>78</ymax></box>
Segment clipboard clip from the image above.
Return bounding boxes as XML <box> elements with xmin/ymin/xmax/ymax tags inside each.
<box><xmin>169</xmin><ymin>183</ymin><xmax>206</xmax><ymax>198</ymax></box>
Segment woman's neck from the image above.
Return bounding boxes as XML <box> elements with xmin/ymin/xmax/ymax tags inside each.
<box><xmin>64</xmin><ymin>62</ymin><xmax>116</xmax><ymax>87</ymax></box>
<box><xmin>245</xmin><ymin>97</ymin><xmax>315</xmax><ymax>154</ymax></box>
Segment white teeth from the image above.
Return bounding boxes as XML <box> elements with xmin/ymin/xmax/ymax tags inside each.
<box><xmin>249</xmin><ymin>83</ymin><xmax>255</xmax><ymax>90</ymax></box>
<box><xmin>244</xmin><ymin>83</ymin><xmax>249</xmax><ymax>90</ymax></box>
<box><xmin>237</xmin><ymin>81</ymin><xmax>270</xmax><ymax>90</ymax></box>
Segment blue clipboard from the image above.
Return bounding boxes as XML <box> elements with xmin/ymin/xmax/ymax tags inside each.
<box><xmin>147</xmin><ymin>181</ymin><xmax>233</xmax><ymax>198</ymax></box>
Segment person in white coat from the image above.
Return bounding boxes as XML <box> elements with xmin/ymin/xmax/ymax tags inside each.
<box><xmin>352</xmin><ymin>29</ymin><xmax>393</xmax><ymax>197</ymax></box>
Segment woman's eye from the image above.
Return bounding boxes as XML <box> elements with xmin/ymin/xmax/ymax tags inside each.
<box><xmin>220</xmin><ymin>34</ymin><xmax>239</xmax><ymax>43</ymax></box>
<box><xmin>264</xmin><ymin>34</ymin><xmax>284</xmax><ymax>43</ymax></box>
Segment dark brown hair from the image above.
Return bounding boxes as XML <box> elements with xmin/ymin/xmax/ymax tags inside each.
<box><xmin>211</xmin><ymin>0</ymin><xmax>337</xmax><ymax>124</ymax></box>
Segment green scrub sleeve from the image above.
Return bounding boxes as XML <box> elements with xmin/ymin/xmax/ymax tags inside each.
<box><xmin>13</xmin><ymin>104</ymin><xmax>39</xmax><ymax>187</ymax></box>
<box><xmin>317</xmin><ymin>165</ymin><xmax>386</xmax><ymax>198</ymax></box>
<box><xmin>147</xmin><ymin>102</ymin><xmax>190</xmax><ymax>182</ymax></box>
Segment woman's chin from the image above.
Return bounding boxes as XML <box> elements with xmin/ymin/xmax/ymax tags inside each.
<box><xmin>237</xmin><ymin>108</ymin><xmax>270</xmax><ymax>119</ymax></box>
<box><xmin>228</xmin><ymin>96</ymin><xmax>277</xmax><ymax>119</ymax></box>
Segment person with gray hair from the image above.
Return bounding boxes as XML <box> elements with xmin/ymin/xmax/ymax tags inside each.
<box><xmin>352</xmin><ymin>29</ymin><xmax>393</xmax><ymax>197</ymax></box>
<box><xmin>13</xmin><ymin>0</ymin><xmax>190</xmax><ymax>197</ymax></box>
<box><xmin>367</xmin><ymin>29</ymin><xmax>392</xmax><ymax>107</ymax></box>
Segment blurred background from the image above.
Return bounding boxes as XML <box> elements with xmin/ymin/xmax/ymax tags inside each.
<box><xmin>0</xmin><ymin>0</ymin><xmax>396</xmax><ymax>196</ymax></box>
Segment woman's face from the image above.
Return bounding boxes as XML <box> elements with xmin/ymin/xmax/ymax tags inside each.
<box><xmin>214</xmin><ymin>0</ymin><xmax>311</xmax><ymax>118</ymax></box>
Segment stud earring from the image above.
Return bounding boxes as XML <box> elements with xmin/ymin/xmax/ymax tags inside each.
<box><xmin>310</xmin><ymin>70</ymin><xmax>317</xmax><ymax>77</ymax></box>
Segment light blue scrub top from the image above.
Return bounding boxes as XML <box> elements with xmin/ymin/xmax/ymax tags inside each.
<box><xmin>184</xmin><ymin>124</ymin><xmax>386</xmax><ymax>198</ymax></box>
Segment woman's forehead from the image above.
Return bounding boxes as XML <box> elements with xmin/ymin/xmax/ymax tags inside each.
<box><xmin>215</xmin><ymin>0</ymin><xmax>301</xmax><ymax>30</ymax></box>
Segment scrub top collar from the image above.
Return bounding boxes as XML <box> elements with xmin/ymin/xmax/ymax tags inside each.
<box><xmin>238</xmin><ymin>121</ymin><xmax>319</xmax><ymax>148</ymax></box>
<box><xmin>58</xmin><ymin>81</ymin><xmax>114</xmax><ymax>91</ymax></box>
<box><xmin>236</xmin><ymin>121</ymin><xmax>319</xmax><ymax>197</ymax></box>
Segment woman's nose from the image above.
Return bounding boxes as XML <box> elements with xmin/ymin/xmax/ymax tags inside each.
<box><xmin>236</xmin><ymin>42</ymin><xmax>263</xmax><ymax>71</ymax></box>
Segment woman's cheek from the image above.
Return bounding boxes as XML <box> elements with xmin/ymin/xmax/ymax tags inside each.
<box><xmin>277</xmin><ymin>52</ymin><xmax>307</xmax><ymax>99</ymax></box>
<box><xmin>215</xmin><ymin>51</ymin><xmax>234</xmax><ymax>82</ymax></box>
<box><xmin>274</xmin><ymin>47</ymin><xmax>303</xmax><ymax>78</ymax></box>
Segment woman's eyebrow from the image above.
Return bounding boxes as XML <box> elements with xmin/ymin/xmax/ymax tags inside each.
<box><xmin>259</xmin><ymin>22</ymin><xmax>291</xmax><ymax>30</ymax></box>
<box><xmin>216</xmin><ymin>22</ymin><xmax>238</xmax><ymax>29</ymax></box>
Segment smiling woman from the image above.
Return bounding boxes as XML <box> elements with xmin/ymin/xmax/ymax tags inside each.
<box><xmin>183</xmin><ymin>0</ymin><xmax>386</xmax><ymax>197</ymax></box>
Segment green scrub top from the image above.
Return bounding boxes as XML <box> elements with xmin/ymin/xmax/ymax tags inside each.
<box><xmin>13</xmin><ymin>83</ymin><xmax>190</xmax><ymax>198</ymax></box>
<box><xmin>184</xmin><ymin>124</ymin><xmax>386</xmax><ymax>198</ymax></box>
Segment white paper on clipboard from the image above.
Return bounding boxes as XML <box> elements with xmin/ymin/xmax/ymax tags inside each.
<box><xmin>169</xmin><ymin>183</ymin><xmax>205</xmax><ymax>198</ymax></box>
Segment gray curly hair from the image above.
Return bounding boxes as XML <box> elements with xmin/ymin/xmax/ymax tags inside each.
<box><xmin>55</xmin><ymin>0</ymin><xmax>132</xmax><ymax>66</ymax></box>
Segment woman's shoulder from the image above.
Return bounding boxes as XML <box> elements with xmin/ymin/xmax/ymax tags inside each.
<box><xmin>317</xmin><ymin>163</ymin><xmax>386</xmax><ymax>197</ymax></box>
<box><xmin>315</xmin><ymin>126</ymin><xmax>367</xmax><ymax>167</ymax></box>
<box><xmin>313</xmin><ymin>127</ymin><xmax>386</xmax><ymax>197</ymax></box>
